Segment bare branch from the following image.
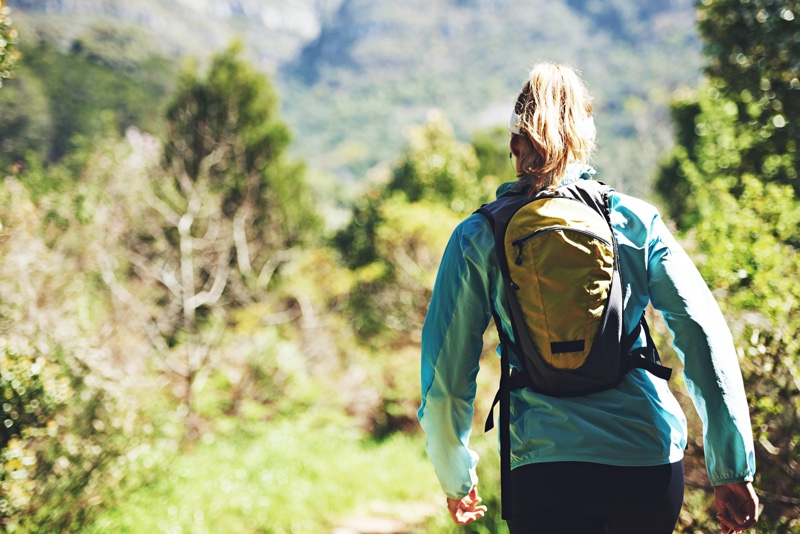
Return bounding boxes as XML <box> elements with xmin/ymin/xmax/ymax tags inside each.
<box><xmin>128</xmin><ymin>251</ymin><xmax>182</xmax><ymax>298</ymax></box>
<box><xmin>194</xmin><ymin>212</ymin><xmax>224</xmax><ymax>250</ymax></box>
<box><xmin>98</xmin><ymin>252</ymin><xmax>172</xmax><ymax>358</ymax></box>
<box><xmin>233</xmin><ymin>206</ymin><xmax>253</xmax><ymax>276</ymax></box>
<box><xmin>197</xmin><ymin>143</ymin><xmax>230</xmax><ymax>179</ymax></box>
<box><xmin>144</xmin><ymin>188</ymin><xmax>181</xmax><ymax>228</ymax></box>
<box><xmin>297</xmin><ymin>293</ymin><xmax>317</xmax><ymax>326</ymax></box>
<box><xmin>179</xmin><ymin>210</ymin><xmax>196</xmax><ymax>327</ymax></box>
<box><xmin>256</xmin><ymin>249</ymin><xmax>298</xmax><ymax>290</ymax></box>
<box><xmin>189</xmin><ymin>308</ymin><xmax>227</xmax><ymax>381</ymax></box>
<box><xmin>176</xmin><ymin>169</ymin><xmax>199</xmax><ymax>204</ymax></box>
<box><xmin>226</xmin><ymin>276</ymin><xmax>256</xmax><ymax>306</ymax></box>
<box><xmin>262</xmin><ymin>305</ymin><xmax>302</xmax><ymax>326</ymax></box>
<box><xmin>187</xmin><ymin>249</ymin><xmax>231</xmax><ymax>310</ymax></box>
<box><xmin>153</xmin><ymin>355</ymin><xmax>191</xmax><ymax>379</ymax></box>
<box><xmin>154</xmin><ymin>172</ymin><xmax>189</xmax><ymax>213</ymax></box>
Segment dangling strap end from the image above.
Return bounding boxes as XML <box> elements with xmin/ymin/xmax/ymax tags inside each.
<box><xmin>632</xmin><ymin>351</ymin><xmax>673</xmax><ymax>381</ymax></box>
<box><xmin>484</xmin><ymin>389</ymin><xmax>501</xmax><ymax>432</ymax></box>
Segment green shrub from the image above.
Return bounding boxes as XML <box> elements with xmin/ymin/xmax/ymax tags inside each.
<box><xmin>0</xmin><ymin>335</ymin><xmax>133</xmax><ymax>532</ymax></box>
<box><xmin>0</xmin><ymin>6</ymin><xmax>20</xmax><ymax>87</ymax></box>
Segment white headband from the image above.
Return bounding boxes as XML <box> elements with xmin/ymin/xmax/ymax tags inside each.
<box><xmin>508</xmin><ymin>109</ymin><xmax>522</xmax><ymax>135</ymax></box>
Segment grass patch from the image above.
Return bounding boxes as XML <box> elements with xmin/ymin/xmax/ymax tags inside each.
<box><xmin>85</xmin><ymin>412</ymin><xmax>442</xmax><ymax>533</ymax></box>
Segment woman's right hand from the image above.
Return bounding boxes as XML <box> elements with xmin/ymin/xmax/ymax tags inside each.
<box><xmin>446</xmin><ymin>485</ymin><xmax>487</xmax><ymax>525</ymax></box>
<box><xmin>714</xmin><ymin>481</ymin><xmax>759</xmax><ymax>533</ymax></box>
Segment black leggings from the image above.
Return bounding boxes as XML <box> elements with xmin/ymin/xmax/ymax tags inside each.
<box><xmin>506</xmin><ymin>460</ymin><xmax>684</xmax><ymax>534</ymax></box>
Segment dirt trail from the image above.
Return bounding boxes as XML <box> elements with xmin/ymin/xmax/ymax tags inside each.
<box><xmin>332</xmin><ymin>501</ymin><xmax>439</xmax><ymax>534</ymax></box>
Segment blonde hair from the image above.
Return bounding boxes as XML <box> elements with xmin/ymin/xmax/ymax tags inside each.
<box><xmin>512</xmin><ymin>63</ymin><xmax>595</xmax><ymax>189</ymax></box>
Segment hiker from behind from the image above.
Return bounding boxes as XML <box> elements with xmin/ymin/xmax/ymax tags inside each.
<box><xmin>417</xmin><ymin>63</ymin><xmax>759</xmax><ymax>533</ymax></box>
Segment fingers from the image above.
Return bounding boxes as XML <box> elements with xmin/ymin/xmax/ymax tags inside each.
<box><xmin>714</xmin><ymin>482</ymin><xmax>760</xmax><ymax>534</ymax></box>
<box><xmin>446</xmin><ymin>487</ymin><xmax>489</xmax><ymax>525</ymax></box>
<box><xmin>716</xmin><ymin>512</ymin><xmax>737</xmax><ymax>533</ymax></box>
<box><xmin>717</xmin><ymin>508</ymin><xmax>757</xmax><ymax>531</ymax></box>
<box><xmin>453</xmin><ymin>496</ymin><xmax>487</xmax><ymax>525</ymax></box>
<box><xmin>716</xmin><ymin>509</ymin><xmax>757</xmax><ymax>533</ymax></box>
<box><xmin>452</xmin><ymin>506</ymin><xmax>487</xmax><ymax>524</ymax></box>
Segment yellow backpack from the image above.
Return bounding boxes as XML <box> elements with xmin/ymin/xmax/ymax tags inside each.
<box><xmin>477</xmin><ymin>179</ymin><xmax>671</xmax><ymax>519</ymax></box>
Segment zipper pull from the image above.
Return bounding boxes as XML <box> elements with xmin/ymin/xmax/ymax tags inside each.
<box><xmin>508</xmin><ymin>279</ymin><xmax>520</xmax><ymax>291</ymax></box>
<box><xmin>514</xmin><ymin>244</ymin><xmax>523</xmax><ymax>265</ymax></box>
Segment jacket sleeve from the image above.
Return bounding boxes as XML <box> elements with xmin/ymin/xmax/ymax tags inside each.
<box><xmin>417</xmin><ymin>214</ymin><xmax>494</xmax><ymax>499</ymax></box>
<box><xmin>646</xmin><ymin>213</ymin><xmax>756</xmax><ymax>486</ymax></box>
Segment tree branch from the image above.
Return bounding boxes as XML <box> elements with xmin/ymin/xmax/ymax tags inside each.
<box><xmin>233</xmin><ymin>205</ymin><xmax>253</xmax><ymax>276</ymax></box>
<box><xmin>256</xmin><ymin>249</ymin><xmax>298</xmax><ymax>290</ymax></box>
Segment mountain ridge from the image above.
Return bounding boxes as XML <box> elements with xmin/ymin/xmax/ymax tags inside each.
<box><xmin>6</xmin><ymin>0</ymin><xmax>703</xmax><ymax>195</ymax></box>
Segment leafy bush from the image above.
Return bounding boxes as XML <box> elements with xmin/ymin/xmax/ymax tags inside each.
<box><xmin>0</xmin><ymin>335</ymin><xmax>134</xmax><ymax>532</ymax></box>
<box><xmin>686</xmin><ymin>175</ymin><xmax>800</xmax><ymax>531</ymax></box>
<box><xmin>0</xmin><ymin>6</ymin><xmax>19</xmax><ymax>86</ymax></box>
<box><xmin>655</xmin><ymin>84</ymin><xmax>800</xmax><ymax>532</ymax></box>
<box><xmin>334</xmin><ymin>112</ymin><xmax>490</xmax><ymax>342</ymax></box>
<box><xmin>0</xmin><ymin>152</ymin><xmax>142</xmax><ymax>532</ymax></box>
<box><xmin>654</xmin><ymin>0</ymin><xmax>800</xmax><ymax>528</ymax></box>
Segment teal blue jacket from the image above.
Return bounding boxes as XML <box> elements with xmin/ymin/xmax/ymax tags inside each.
<box><xmin>417</xmin><ymin>166</ymin><xmax>756</xmax><ymax>499</ymax></box>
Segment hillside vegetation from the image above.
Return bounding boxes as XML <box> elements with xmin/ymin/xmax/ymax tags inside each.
<box><xmin>0</xmin><ymin>0</ymin><xmax>797</xmax><ymax>532</ymax></box>
<box><xmin>8</xmin><ymin>0</ymin><xmax>702</xmax><ymax>195</ymax></box>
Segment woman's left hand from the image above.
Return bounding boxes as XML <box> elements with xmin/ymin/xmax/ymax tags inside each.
<box><xmin>446</xmin><ymin>485</ymin><xmax>488</xmax><ymax>525</ymax></box>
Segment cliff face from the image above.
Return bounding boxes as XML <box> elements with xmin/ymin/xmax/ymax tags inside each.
<box><xmin>6</xmin><ymin>0</ymin><xmax>702</xmax><ymax>191</ymax></box>
<box><xmin>276</xmin><ymin>0</ymin><xmax>702</xmax><ymax>188</ymax></box>
<box><xmin>7</xmin><ymin>0</ymin><xmax>344</xmax><ymax>69</ymax></box>
<box><xmin>8</xmin><ymin>0</ymin><xmax>697</xmax><ymax>77</ymax></box>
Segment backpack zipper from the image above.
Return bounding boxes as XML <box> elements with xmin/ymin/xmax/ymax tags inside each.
<box><xmin>512</xmin><ymin>226</ymin><xmax>612</xmax><ymax>265</ymax></box>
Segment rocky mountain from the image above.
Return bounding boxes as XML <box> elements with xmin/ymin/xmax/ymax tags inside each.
<box><xmin>8</xmin><ymin>0</ymin><xmax>342</xmax><ymax>69</ymax></box>
<box><xmin>6</xmin><ymin>0</ymin><xmax>704</xmax><ymax>194</ymax></box>
<box><xmin>279</xmin><ymin>0</ymin><xmax>704</xmax><ymax>192</ymax></box>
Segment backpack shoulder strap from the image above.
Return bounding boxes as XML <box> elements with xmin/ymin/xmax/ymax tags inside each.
<box><xmin>475</xmin><ymin>190</ymin><xmax>530</xmax><ymax>231</ymax></box>
<box><xmin>476</xmin><ymin>191</ymin><xmax>529</xmax><ymax>521</ymax></box>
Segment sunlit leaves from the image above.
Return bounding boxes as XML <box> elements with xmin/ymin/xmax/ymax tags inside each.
<box><xmin>0</xmin><ymin>139</ymin><xmax>148</xmax><ymax>532</ymax></box>
<box><xmin>0</xmin><ymin>335</ymin><xmax>132</xmax><ymax>532</ymax></box>
<box><xmin>669</xmin><ymin>166</ymin><xmax>800</xmax><ymax>527</ymax></box>
<box><xmin>0</xmin><ymin>6</ymin><xmax>19</xmax><ymax>87</ymax></box>
<box><xmin>335</xmin><ymin>112</ymin><xmax>486</xmax><ymax>341</ymax></box>
<box><xmin>387</xmin><ymin>110</ymin><xmax>492</xmax><ymax>213</ymax></box>
<box><xmin>696</xmin><ymin>0</ymin><xmax>799</xmax><ymax>192</ymax></box>
<box><xmin>655</xmin><ymin>1</ymin><xmax>800</xmax><ymax>527</ymax></box>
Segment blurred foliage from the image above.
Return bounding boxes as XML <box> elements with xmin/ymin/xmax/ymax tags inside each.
<box><xmin>329</xmin><ymin>112</ymin><xmax>505</xmax><ymax>441</ymax></box>
<box><xmin>656</xmin><ymin>0</ymin><xmax>800</xmax><ymax>529</ymax></box>
<box><xmin>0</xmin><ymin>174</ymin><xmax>143</xmax><ymax>532</ymax></box>
<box><xmin>697</xmin><ymin>0</ymin><xmax>799</xmax><ymax>193</ymax></box>
<box><xmin>680</xmin><ymin>173</ymin><xmax>800</xmax><ymax>531</ymax></box>
<box><xmin>90</xmin><ymin>43</ymin><xmax>326</xmax><ymax>443</ymax></box>
<box><xmin>386</xmin><ymin>111</ymin><xmax>488</xmax><ymax>212</ymax></box>
<box><xmin>0</xmin><ymin>5</ymin><xmax>19</xmax><ymax>86</ymax></box>
<box><xmin>334</xmin><ymin>112</ymin><xmax>492</xmax><ymax>342</ymax></box>
<box><xmin>163</xmin><ymin>40</ymin><xmax>319</xmax><ymax>252</ymax></box>
<box><xmin>657</xmin><ymin>0</ymin><xmax>799</xmax><ymax>224</ymax></box>
<box><xmin>471</xmin><ymin>125</ymin><xmax>513</xmax><ymax>187</ymax></box>
<box><xmin>0</xmin><ymin>339</ymin><xmax>131</xmax><ymax>532</ymax></box>
<box><xmin>86</xmin><ymin>412</ymin><xmax>441</xmax><ymax>533</ymax></box>
<box><xmin>0</xmin><ymin>30</ymin><xmax>174</xmax><ymax>168</ymax></box>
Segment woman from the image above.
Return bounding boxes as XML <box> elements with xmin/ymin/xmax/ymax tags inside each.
<box><xmin>417</xmin><ymin>63</ymin><xmax>759</xmax><ymax>533</ymax></box>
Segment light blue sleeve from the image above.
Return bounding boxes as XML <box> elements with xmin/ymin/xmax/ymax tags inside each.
<box><xmin>417</xmin><ymin>214</ymin><xmax>494</xmax><ymax>499</ymax></box>
<box><xmin>645</xmin><ymin>210</ymin><xmax>756</xmax><ymax>485</ymax></box>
